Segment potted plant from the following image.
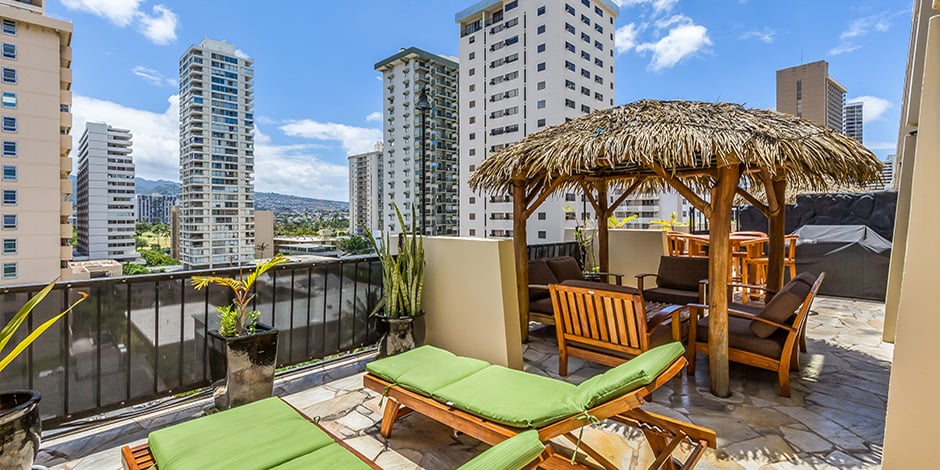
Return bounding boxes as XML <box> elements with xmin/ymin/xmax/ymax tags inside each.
<box><xmin>363</xmin><ymin>204</ymin><xmax>424</xmax><ymax>357</ymax></box>
<box><xmin>192</xmin><ymin>254</ymin><xmax>288</xmax><ymax>410</ymax></box>
<box><xmin>0</xmin><ymin>280</ymin><xmax>87</xmax><ymax>470</ymax></box>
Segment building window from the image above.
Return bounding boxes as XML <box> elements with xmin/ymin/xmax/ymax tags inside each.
<box><xmin>581</xmin><ymin>104</ymin><xmax>591</xmax><ymax>113</ymax></box>
<box><xmin>1</xmin><ymin>116</ymin><xmax>14</xmax><ymax>133</ymax></box>
<box><xmin>1</xmin><ymin>165</ymin><xmax>14</xmax><ymax>182</ymax></box>
<box><xmin>1</xmin><ymin>141</ymin><xmax>13</xmax><ymax>157</ymax></box>
<box><xmin>537</xmin><ymin>118</ymin><xmax>546</xmax><ymax>127</ymax></box>
<box><xmin>581</xmin><ymin>68</ymin><xmax>591</xmax><ymax>78</ymax></box>
<box><xmin>537</xmin><ymin>99</ymin><xmax>546</xmax><ymax>109</ymax></box>
<box><xmin>537</xmin><ymin>231</ymin><xmax>547</xmax><ymax>239</ymax></box>
<box><xmin>595</xmin><ymin>5</ymin><xmax>603</xmax><ymax>15</ymax></box>
<box><xmin>565</xmin><ymin>212</ymin><xmax>576</xmax><ymax>220</ymax></box>
<box><xmin>1</xmin><ymin>92</ymin><xmax>14</xmax><ymax>108</ymax></box>
<box><xmin>1</xmin><ymin>43</ymin><xmax>14</xmax><ymax>60</ymax></box>
<box><xmin>469</xmin><ymin>116</ymin><xmax>476</xmax><ymax>124</ymax></box>
<box><xmin>1</xmin><ymin>67</ymin><xmax>14</xmax><ymax>84</ymax></box>
<box><xmin>1</xmin><ymin>214</ymin><xmax>14</xmax><ymax>229</ymax></box>
<box><xmin>469</xmin><ymin>132</ymin><xmax>476</xmax><ymax>140</ymax></box>
<box><xmin>469</xmin><ymin>197</ymin><xmax>476</xmax><ymax>204</ymax></box>
<box><xmin>469</xmin><ymin>164</ymin><xmax>476</xmax><ymax>172</ymax></box>
<box><xmin>566</xmin><ymin>79</ymin><xmax>575</xmax><ymax>90</ymax></box>
<box><xmin>537</xmin><ymin>81</ymin><xmax>546</xmax><ymax>90</ymax></box>
<box><xmin>468</xmin><ymin>84</ymin><xmax>475</xmax><ymax>92</ymax></box>
<box><xmin>595</xmin><ymin>40</ymin><xmax>604</xmax><ymax>51</ymax></box>
<box><xmin>469</xmin><ymin>148</ymin><xmax>476</xmax><ymax>156</ymax></box>
<box><xmin>565</xmin><ymin>193</ymin><xmax>576</xmax><ymax>201</ymax></box>
<box><xmin>2</xmin><ymin>190</ymin><xmax>15</xmax><ymax>205</ymax></box>
<box><xmin>469</xmin><ymin>229</ymin><xmax>476</xmax><ymax>236</ymax></box>
<box><xmin>469</xmin><ymin>213</ymin><xmax>476</xmax><ymax>220</ymax></box>
<box><xmin>581</xmin><ymin>14</ymin><xmax>590</xmax><ymax>26</ymax></box>
<box><xmin>537</xmin><ymin>6</ymin><xmax>546</xmax><ymax>15</ymax></box>
<box><xmin>537</xmin><ymin>43</ymin><xmax>546</xmax><ymax>53</ymax></box>
<box><xmin>2</xmin><ymin>239</ymin><xmax>14</xmax><ymax>254</ymax></box>
<box><xmin>537</xmin><ymin>25</ymin><xmax>545</xmax><ymax>34</ymax></box>
<box><xmin>581</xmin><ymin>32</ymin><xmax>590</xmax><ymax>43</ymax></box>
<box><xmin>581</xmin><ymin>50</ymin><xmax>590</xmax><ymax>61</ymax></box>
<box><xmin>538</xmin><ymin>212</ymin><xmax>546</xmax><ymax>220</ymax></box>
<box><xmin>537</xmin><ymin>62</ymin><xmax>546</xmax><ymax>71</ymax></box>
<box><xmin>505</xmin><ymin>0</ymin><xmax>518</xmax><ymax>11</ymax></box>
<box><xmin>566</xmin><ymin>42</ymin><xmax>575</xmax><ymax>53</ymax></box>
<box><xmin>2</xmin><ymin>262</ymin><xmax>14</xmax><ymax>279</ymax></box>
<box><xmin>581</xmin><ymin>86</ymin><xmax>590</xmax><ymax>96</ymax></box>
<box><xmin>469</xmin><ymin>100</ymin><xmax>476</xmax><ymax>108</ymax></box>
<box><xmin>565</xmin><ymin>4</ymin><xmax>575</xmax><ymax>15</ymax></box>
<box><xmin>565</xmin><ymin>23</ymin><xmax>575</xmax><ymax>34</ymax></box>
<box><xmin>1</xmin><ymin>20</ymin><xmax>15</xmax><ymax>36</ymax></box>
<box><xmin>468</xmin><ymin>68</ymin><xmax>475</xmax><ymax>76</ymax></box>
<box><xmin>469</xmin><ymin>52</ymin><xmax>475</xmax><ymax>60</ymax></box>
<box><xmin>595</xmin><ymin>58</ymin><xmax>603</xmax><ymax>67</ymax></box>
<box><xmin>565</xmin><ymin>99</ymin><xmax>575</xmax><ymax>109</ymax></box>
<box><xmin>565</xmin><ymin>61</ymin><xmax>575</xmax><ymax>71</ymax></box>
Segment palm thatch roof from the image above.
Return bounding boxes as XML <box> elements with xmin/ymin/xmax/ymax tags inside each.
<box><xmin>468</xmin><ymin>100</ymin><xmax>883</xmax><ymax>195</ymax></box>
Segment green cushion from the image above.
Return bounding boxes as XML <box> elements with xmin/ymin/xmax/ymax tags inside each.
<box><xmin>149</xmin><ymin>397</ymin><xmax>335</xmax><ymax>470</ymax></box>
<box><xmin>574</xmin><ymin>342</ymin><xmax>684</xmax><ymax>409</ymax></box>
<box><xmin>271</xmin><ymin>443</ymin><xmax>373</xmax><ymax>469</ymax></box>
<box><xmin>457</xmin><ymin>430</ymin><xmax>545</xmax><ymax>470</ymax></box>
<box><xmin>433</xmin><ymin>365</ymin><xmax>580</xmax><ymax>428</ymax></box>
<box><xmin>366</xmin><ymin>345</ymin><xmax>490</xmax><ymax>396</ymax></box>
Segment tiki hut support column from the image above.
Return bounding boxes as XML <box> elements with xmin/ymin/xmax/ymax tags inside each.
<box><xmin>766</xmin><ymin>177</ymin><xmax>788</xmax><ymax>294</ymax></box>
<box><xmin>708</xmin><ymin>164</ymin><xmax>741</xmax><ymax>398</ymax></box>
<box><xmin>512</xmin><ymin>179</ymin><xmax>530</xmax><ymax>342</ymax></box>
<box><xmin>596</xmin><ymin>184</ymin><xmax>609</xmax><ymax>274</ymax></box>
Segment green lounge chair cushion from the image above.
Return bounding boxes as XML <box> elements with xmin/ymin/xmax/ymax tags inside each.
<box><xmin>433</xmin><ymin>365</ymin><xmax>580</xmax><ymax>428</ymax></box>
<box><xmin>149</xmin><ymin>397</ymin><xmax>340</xmax><ymax>470</ymax></box>
<box><xmin>367</xmin><ymin>345</ymin><xmax>490</xmax><ymax>395</ymax></box>
<box><xmin>271</xmin><ymin>443</ymin><xmax>373</xmax><ymax>469</ymax></box>
<box><xmin>457</xmin><ymin>430</ymin><xmax>545</xmax><ymax>470</ymax></box>
<box><xmin>575</xmin><ymin>342</ymin><xmax>685</xmax><ymax>408</ymax></box>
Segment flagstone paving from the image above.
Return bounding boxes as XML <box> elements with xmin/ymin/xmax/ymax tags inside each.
<box><xmin>43</xmin><ymin>295</ymin><xmax>890</xmax><ymax>469</ymax></box>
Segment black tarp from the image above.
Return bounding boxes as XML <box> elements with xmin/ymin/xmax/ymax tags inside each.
<box><xmin>793</xmin><ymin>225</ymin><xmax>891</xmax><ymax>301</ymax></box>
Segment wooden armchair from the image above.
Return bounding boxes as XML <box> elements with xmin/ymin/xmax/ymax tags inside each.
<box><xmin>687</xmin><ymin>272</ymin><xmax>824</xmax><ymax>397</ymax></box>
<box><xmin>636</xmin><ymin>256</ymin><xmax>710</xmax><ymax>306</ymax></box>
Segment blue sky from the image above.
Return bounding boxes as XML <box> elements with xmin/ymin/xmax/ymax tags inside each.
<box><xmin>51</xmin><ymin>0</ymin><xmax>912</xmax><ymax>201</ymax></box>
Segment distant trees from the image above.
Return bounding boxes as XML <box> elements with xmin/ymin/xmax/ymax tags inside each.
<box><xmin>336</xmin><ymin>236</ymin><xmax>372</xmax><ymax>255</ymax></box>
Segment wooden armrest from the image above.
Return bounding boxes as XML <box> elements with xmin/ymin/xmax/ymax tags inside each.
<box><xmin>647</xmin><ymin>310</ymin><xmax>672</xmax><ymax>332</ymax></box>
<box><xmin>635</xmin><ymin>273</ymin><xmax>658</xmax><ymax>279</ymax></box>
<box><xmin>700</xmin><ymin>279</ymin><xmax>765</xmax><ymax>291</ymax></box>
<box><xmin>529</xmin><ymin>284</ymin><xmax>550</xmax><ymax>292</ymax></box>
<box><xmin>594</xmin><ymin>271</ymin><xmax>624</xmax><ymax>285</ymax></box>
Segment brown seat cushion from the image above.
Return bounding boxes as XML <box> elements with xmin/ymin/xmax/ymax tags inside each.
<box><xmin>546</xmin><ymin>257</ymin><xmax>584</xmax><ymax>283</ymax></box>
<box><xmin>561</xmin><ymin>279</ymin><xmax>640</xmax><ymax>295</ymax></box>
<box><xmin>750</xmin><ymin>278</ymin><xmax>813</xmax><ymax>338</ymax></box>
<box><xmin>529</xmin><ymin>296</ymin><xmax>555</xmax><ymax>315</ymax></box>
<box><xmin>655</xmin><ymin>256</ymin><xmax>709</xmax><ymax>291</ymax></box>
<box><xmin>528</xmin><ymin>259</ymin><xmax>558</xmax><ymax>300</ymax></box>
<box><xmin>697</xmin><ymin>316</ymin><xmax>786</xmax><ymax>359</ymax></box>
<box><xmin>642</xmin><ymin>287</ymin><xmax>700</xmax><ymax>306</ymax></box>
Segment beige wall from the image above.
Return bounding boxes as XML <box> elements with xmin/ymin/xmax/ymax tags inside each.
<box><xmin>422</xmin><ymin>237</ymin><xmax>522</xmax><ymax>369</ymax></box>
<box><xmin>254</xmin><ymin>210</ymin><xmax>274</xmax><ymax>259</ymax></box>
<box><xmin>607</xmin><ymin>229</ymin><xmax>667</xmax><ymax>287</ymax></box>
<box><xmin>882</xmin><ymin>4</ymin><xmax>940</xmax><ymax>466</ymax></box>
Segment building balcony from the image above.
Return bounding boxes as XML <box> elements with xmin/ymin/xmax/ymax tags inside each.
<box><xmin>60</xmin><ymin>181</ymin><xmax>72</xmax><ymax>197</ymax></box>
<box><xmin>60</xmin><ymin>67</ymin><xmax>72</xmax><ymax>90</ymax></box>
<box><xmin>60</xmin><ymin>112</ymin><xmax>72</xmax><ymax>129</ymax></box>
<box><xmin>60</xmin><ymin>135</ymin><xmax>72</xmax><ymax>153</ymax></box>
<box><xmin>60</xmin><ymin>156</ymin><xmax>71</xmax><ymax>173</ymax></box>
<box><xmin>60</xmin><ymin>45</ymin><xmax>72</xmax><ymax>67</ymax></box>
<box><xmin>59</xmin><ymin>245</ymin><xmax>72</xmax><ymax>260</ymax></box>
<box><xmin>60</xmin><ymin>224</ymin><xmax>71</xmax><ymax>239</ymax></box>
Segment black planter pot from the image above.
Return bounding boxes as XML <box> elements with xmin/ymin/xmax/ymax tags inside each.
<box><xmin>375</xmin><ymin>312</ymin><xmax>425</xmax><ymax>357</ymax></box>
<box><xmin>207</xmin><ymin>323</ymin><xmax>278</xmax><ymax>410</ymax></box>
<box><xmin>0</xmin><ymin>390</ymin><xmax>41</xmax><ymax>470</ymax></box>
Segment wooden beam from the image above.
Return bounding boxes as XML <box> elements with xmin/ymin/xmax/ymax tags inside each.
<box><xmin>609</xmin><ymin>179</ymin><xmax>643</xmax><ymax>211</ymax></box>
<box><xmin>577</xmin><ymin>180</ymin><xmax>602</xmax><ymax>213</ymax></box>
<box><xmin>758</xmin><ymin>168</ymin><xmax>781</xmax><ymax>213</ymax></box>
<box><xmin>707</xmin><ymin>164</ymin><xmax>740</xmax><ymax>398</ymax></box>
<box><xmin>524</xmin><ymin>180</ymin><xmax>545</xmax><ymax>206</ymax></box>
<box><xmin>524</xmin><ymin>179</ymin><xmax>565</xmax><ymax>220</ymax></box>
<box><xmin>735</xmin><ymin>187</ymin><xmax>769</xmax><ymax>215</ymax></box>
<box><xmin>649</xmin><ymin>163</ymin><xmax>712</xmax><ymax>218</ymax></box>
<box><xmin>513</xmin><ymin>180</ymin><xmax>530</xmax><ymax>342</ymax></box>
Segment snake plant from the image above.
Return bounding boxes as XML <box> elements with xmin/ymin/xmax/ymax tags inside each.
<box><xmin>363</xmin><ymin>204</ymin><xmax>424</xmax><ymax>319</ymax></box>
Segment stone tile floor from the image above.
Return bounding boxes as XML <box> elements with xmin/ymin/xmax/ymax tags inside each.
<box><xmin>42</xmin><ymin>295</ymin><xmax>890</xmax><ymax>469</ymax></box>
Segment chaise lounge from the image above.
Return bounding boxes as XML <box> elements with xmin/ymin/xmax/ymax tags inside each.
<box><xmin>363</xmin><ymin>342</ymin><xmax>715</xmax><ymax>469</ymax></box>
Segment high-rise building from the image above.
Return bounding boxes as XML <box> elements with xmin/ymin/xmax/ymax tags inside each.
<box><xmin>457</xmin><ymin>0</ymin><xmax>619</xmax><ymax>242</ymax></box>
<box><xmin>776</xmin><ymin>60</ymin><xmax>847</xmax><ymax>132</ymax></box>
<box><xmin>374</xmin><ymin>48</ymin><xmax>460</xmax><ymax>236</ymax></box>
<box><xmin>843</xmin><ymin>101</ymin><xmax>864</xmax><ymax>143</ymax></box>
<box><xmin>76</xmin><ymin>122</ymin><xmax>138</xmax><ymax>261</ymax></box>
<box><xmin>348</xmin><ymin>142</ymin><xmax>384</xmax><ymax>236</ymax></box>
<box><xmin>136</xmin><ymin>193</ymin><xmax>178</xmax><ymax>224</ymax></box>
<box><xmin>178</xmin><ymin>39</ymin><xmax>255</xmax><ymax>268</ymax></box>
<box><xmin>0</xmin><ymin>1</ymin><xmax>73</xmax><ymax>284</ymax></box>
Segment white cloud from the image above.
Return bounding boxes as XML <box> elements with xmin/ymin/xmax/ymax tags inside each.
<box><xmin>615</xmin><ymin>23</ymin><xmax>640</xmax><ymax>53</ymax></box>
<box><xmin>365</xmin><ymin>112</ymin><xmax>383</xmax><ymax>122</ymax></box>
<box><xmin>131</xmin><ymin>65</ymin><xmax>175</xmax><ymax>87</ymax></box>
<box><xmin>234</xmin><ymin>49</ymin><xmax>250</xmax><ymax>60</ymax></box>
<box><xmin>137</xmin><ymin>5</ymin><xmax>178</xmax><ymax>45</ymax></box>
<box><xmin>829</xmin><ymin>11</ymin><xmax>903</xmax><ymax>56</ymax></box>
<box><xmin>615</xmin><ymin>0</ymin><xmax>677</xmax><ymax>14</ymax></box>
<box><xmin>865</xmin><ymin>141</ymin><xmax>897</xmax><ymax>152</ymax></box>
<box><xmin>279</xmin><ymin>120</ymin><xmax>382</xmax><ymax>156</ymax></box>
<box><xmin>253</xmin><ymin>140</ymin><xmax>350</xmax><ymax>201</ymax></box>
<box><xmin>71</xmin><ymin>94</ymin><xmax>181</xmax><ymax>182</ymax></box>
<box><xmin>848</xmin><ymin>96</ymin><xmax>893</xmax><ymax>122</ymax></box>
<box><xmin>59</xmin><ymin>0</ymin><xmax>179</xmax><ymax>45</ymax></box>
<box><xmin>828</xmin><ymin>44</ymin><xmax>861</xmax><ymax>56</ymax></box>
<box><xmin>739</xmin><ymin>28</ymin><xmax>775</xmax><ymax>43</ymax></box>
<box><xmin>635</xmin><ymin>16</ymin><xmax>711</xmax><ymax>71</ymax></box>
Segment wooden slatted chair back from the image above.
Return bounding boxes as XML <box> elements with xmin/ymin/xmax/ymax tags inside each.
<box><xmin>549</xmin><ymin>284</ymin><xmax>650</xmax><ymax>361</ymax></box>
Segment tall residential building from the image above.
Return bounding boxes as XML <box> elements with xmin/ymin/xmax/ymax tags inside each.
<box><xmin>179</xmin><ymin>39</ymin><xmax>255</xmax><ymax>269</ymax></box>
<box><xmin>776</xmin><ymin>60</ymin><xmax>847</xmax><ymax>132</ymax></box>
<box><xmin>457</xmin><ymin>0</ymin><xmax>619</xmax><ymax>242</ymax></box>
<box><xmin>375</xmin><ymin>48</ymin><xmax>459</xmax><ymax>236</ymax></box>
<box><xmin>843</xmin><ymin>101</ymin><xmax>864</xmax><ymax>142</ymax></box>
<box><xmin>0</xmin><ymin>1</ymin><xmax>73</xmax><ymax>284</ymax></box>
<box><xmin>76</xmin><ymin>122</ymin><xmax>137</xmax><ymax>261</ymax></box>
<box><xmin>136</xmin><ymin>193</ymin><xmax>178</xmax><ymax>224</ymax></box>
<box><xmin>348</xmin><ymin>142</ymin><xmax>384</xmax><ymax>236</ymax></box>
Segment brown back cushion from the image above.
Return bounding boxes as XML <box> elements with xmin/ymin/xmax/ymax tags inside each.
<box><xmin>546</xmin><ymin>256</ymin><xmax>583</xmax><ymax>282</ymax></box>
<box><xmin>656</xmin><ymin>256</ymin><xmax>709</xmax><ymax>291</ymax></box>
<box><xmin>528</xmin><ymin>259</ymin><xmax>558</xmax><ymax>300</ymax></box>
<box><xmin>750</xmin><ymin>278</ymin><xmax>812</xmax><ymax>338</ymax></box>
<box><xmin>793</xmin><ymin>271</ymin><xmax>816</xmax><ymax>287</ymax></box>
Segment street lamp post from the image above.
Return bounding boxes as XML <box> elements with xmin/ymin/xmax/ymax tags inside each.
<box><xmin>416</xmin><ymin>87</ymin><xmax>431</xmax><ymax>235</ymax></box>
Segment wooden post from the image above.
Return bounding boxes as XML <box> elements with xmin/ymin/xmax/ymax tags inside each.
<box><xmin>597</xmin><ymin>183</ymin><xmax>609</xmax><ymax>274</ymax></box>
<box><xmin>708</xmin><ymin>164</ymin><xmax>740</xmax><ymax>398</ymax></box>
<box><xmin>512</xmin><ymin>180</ymin><xmax>530</xmax><ymax>342</ymax></box>
<box><xmin>766</xmin><ymin>178</ymin><xmax>787</xmax><ymax>294</ymax></box>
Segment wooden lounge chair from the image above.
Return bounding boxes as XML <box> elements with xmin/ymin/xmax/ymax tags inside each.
<box><xmin>550</xmin><ymin>283</ymin><xmax>686</xmax><ymax>376</ymax></box>
<box><xmin>687</xmin><ymin>272</ymin><xmax>824</xmax><ymax>397</ymax></box>
<box><xmin>363</xmin><ymin>343</ymin><xmax>716</xmax><ymax>470</ymax></box>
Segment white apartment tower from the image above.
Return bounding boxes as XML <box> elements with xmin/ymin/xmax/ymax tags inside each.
<box><xmin>843</xmin><ymin>101</ymin><xmax>863</xmax><ymax>143</ymax></box>
<box><xmin>76</xmin><ymin>122</ymin><xmax>138</xmax><ymax>261</ymax></box>
<box><xmin>136</xmin><ymin>193</ymin><xmax>178</xmax><ymax>224</ymax></box>
<box><xmin>348</xmin><ymin>143</ymin><xmax>383</xmax><ymax>236</ymax></box>
<box><xmin>457</xmin><ymin>0</ymin><xmax>618</xmax><ymax>242</ymax></box>
<box><xmin>375</xmin><ymin>48</ymin><xmax>460</xmax><ymax>236</ymax></box>
<box><xmin>0</xmin><ymin>0</ymin><xmax>73</xmax><ymax>284</ymax></box>
<box><xmin>179</xmin><ymin>39</ymin><xmax>255</xmax><ymax>269</ymax></box>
